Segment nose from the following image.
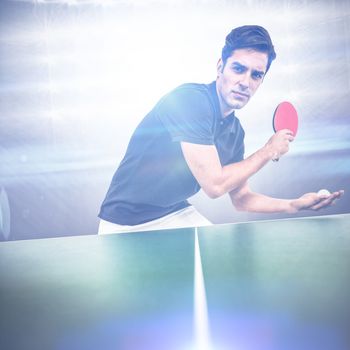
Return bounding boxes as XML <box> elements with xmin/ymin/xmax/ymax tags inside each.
<box><xmin>239</xmin><ymin>72</ymin><xmax>250</xmax><ymax>90</ymax></box>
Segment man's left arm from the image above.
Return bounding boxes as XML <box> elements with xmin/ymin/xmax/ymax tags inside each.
<box><xmin>230</xmin><ymin>181</ymin><xmax>344</xmax><ymax>214</ymax></box>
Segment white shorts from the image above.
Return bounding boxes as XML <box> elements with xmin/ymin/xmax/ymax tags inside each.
<box><xmin>98</xmin><ymin>206</ymin><xmax>212</xmax><ymax>235</ymax></box>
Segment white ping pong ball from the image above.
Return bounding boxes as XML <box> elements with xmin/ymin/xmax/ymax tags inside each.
<box><xmin>317</xmin><ymin>189</ymin><xmax>331</xmax><ymax>196</ymax></box>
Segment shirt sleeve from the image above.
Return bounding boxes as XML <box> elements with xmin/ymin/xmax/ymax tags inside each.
<box><xmin>156</xmin><ymin>87</ymin><xmax>215</xmax><ymax>145</ymax></box>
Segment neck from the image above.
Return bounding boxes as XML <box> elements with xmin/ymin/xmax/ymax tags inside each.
<box><xmin>215</xmin><ymin>82</ymin><xmax>235</xmax><ymax>118</ymax></box>
<box><xmin>217</xmin><ymin>95</ymin><xmax>234</xmax><ymax>118</ymax></box>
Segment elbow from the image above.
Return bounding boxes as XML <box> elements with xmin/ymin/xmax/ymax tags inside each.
<box><xmin>202</xmin><ymin>184</ymin><xmax>224</xmax><ymax>199</ymax></box>
<box><xmin>233</xmin><ymin>202</ymin><xmax>246</xmax><ymax>211</ymax></box>
<box><xmin>200</xmin><ymin>173</ymin><xmax>230</xmax><ymax>199</ymax></box>
<box><xmin>233</xmin><ymin>197</ymin><xmax>252</xmax><ymax>212</ymax></box>
<box><xmin>230</xmin><ymin>194</ymin><xmax>248</xmax><ymax>212</ymax></box>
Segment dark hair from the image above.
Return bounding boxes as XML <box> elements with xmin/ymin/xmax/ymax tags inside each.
<box><xmin>222</xmin><ymin>25</ymin><xmax>276</xmax><ymax>72</ymax></box>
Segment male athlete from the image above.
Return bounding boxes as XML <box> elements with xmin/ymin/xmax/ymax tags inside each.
<box><xmin>98</xmin><ymin>25</ymin><xmax>343</xmax><ymax>234</ymax></box>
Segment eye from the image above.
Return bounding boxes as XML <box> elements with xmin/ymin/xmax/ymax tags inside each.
<box><xmin>231</xmin><ymin>64</ymin><xmax>246</xmax><ymax>74</ymax></box>
<box><xmin>252</xmin><ymin>71</ymin><xmax>264</xmax><ymax>80</ymax></box>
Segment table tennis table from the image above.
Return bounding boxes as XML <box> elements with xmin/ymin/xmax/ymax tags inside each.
<box><xmin>1</xmin><ymin>214</ymin><xmax>349</xmax><ymax>350</ymax></box>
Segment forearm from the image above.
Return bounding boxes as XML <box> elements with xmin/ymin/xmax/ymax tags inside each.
<box><xmin>181</xmin><ymin>139</ymin><xmax>282</xmax><ymax>199</ymax></box>
<box><xmin>231</xmin><ymin>190</ymin><xmax>294</xmax><ymax>214</ymax></box>
<box><xmin>231</xmin><ymin>185</ymin><xmax>344</xmax><ymax>215</ymax></box>
<box><xmin>215</xmin><ymin>146</ymin><xmax>274</xmax><ymax>197</ymax></box>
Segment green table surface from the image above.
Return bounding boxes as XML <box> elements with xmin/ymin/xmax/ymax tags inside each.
<box><xmin>1</xmin><ymin>214</ymin><xmax>349</xmax><ymax>350</ymax></box>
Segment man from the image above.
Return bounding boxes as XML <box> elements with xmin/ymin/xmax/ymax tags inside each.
<box><xmin>98</xmin><ymin>25</ymin><xmax>343</xmax><ymax>234</ymax></box>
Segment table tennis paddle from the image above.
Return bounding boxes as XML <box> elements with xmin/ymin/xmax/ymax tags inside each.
<box><xmin>271</xmin><ymin>101</ymin><xmax>298</xmax><ymax>162</ymax></box>
<box><xmin>273</xmin><ymin>101</ymin><xmax>298</xmax><ymax>136</ymax></box>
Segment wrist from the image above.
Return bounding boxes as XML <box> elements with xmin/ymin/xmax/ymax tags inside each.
<box><xmin>285</xmin><ymin>199</ymin><xmax>298</xmax><ymax>214</ymax></box>
<box><xmin>259</xmin><ymin>144</ymin><xmax>275</xmax><ymax>162</ymax></box>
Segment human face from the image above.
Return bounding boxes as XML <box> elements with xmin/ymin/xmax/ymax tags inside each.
<box><xmin>216</xmin><ymin>48</ymin><xmax>268</xmax><ymax>116</ymax></box>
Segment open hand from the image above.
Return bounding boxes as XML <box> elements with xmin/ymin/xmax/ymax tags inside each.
<box><xmin>289</xmin><ymin>190</ymin><xmax>344</xmax><ymax>213</ymax></box>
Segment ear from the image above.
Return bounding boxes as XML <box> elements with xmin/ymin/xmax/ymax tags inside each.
<box><xmin>217</xmin><ymin>58</ymin><xmax>223</xmax><ymax>75</ymax></box>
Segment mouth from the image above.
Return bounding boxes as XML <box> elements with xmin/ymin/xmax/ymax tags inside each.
<box><xmin>232</xmin><ymin>91</ymin><xmax>250</xmax><ymax>99</ymax></box>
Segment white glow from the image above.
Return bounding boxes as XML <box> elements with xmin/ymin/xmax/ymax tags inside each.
<box><xmin>42</xmin><ymin>54</ymin><xmax>57</xmax><ymax>66</ymax></box>
<box><xmin>285</xmin><ymin>90</ymin><xmax>301</xmax><ymax>103</ymax></box>
<box><xmin>5</xmin><ymin>0</ymin><xmax>347</xmax><ymax>137</ymax></box>
<box><xmin>194</xmin><ymin>228</ymin><xmax>212</xmax><ymax>350</ymax></box>
<box><xmin>278</xmin><ymin>63</ymin><xmax>299</xmax><ymax>75</ymax></box>
<box><xmin>48</xmin><ymin>81</ymin><xmax>59</xmax><ymax>94</ymax></box>
<box><xmin>48</xmin><ymin>110</ymin><xmax>62</xmax><ymax>120</ymax></box>
<box><xmin>285</xmin><ymin>36</ymin><xmax>296</xmax><ymax>47</ymax></box>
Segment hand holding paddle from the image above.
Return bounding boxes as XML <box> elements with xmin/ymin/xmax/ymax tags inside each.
<box><xmin>265</xmin><ymin>129</ymin><xmax>294</xmax><ymax>162</ymax></box>
<box><xmin>270</xmin><ymin>101</ymin><xmax>298</xmax><ymax>161</ymax></box>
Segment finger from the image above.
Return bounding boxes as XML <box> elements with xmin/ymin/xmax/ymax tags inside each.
<box><xmin>334</xmin><ymin>190</ymin><xmax>345</xmax><ymax>197</ymax></box>
<box><xmin>322</xmin><ymin>195</ymin><xmax>338</xmax><ymax>205</ymax></box>
<box><xmin>277</xmin><ymin>129</ymin><xmax>294</xmax><ymax>137</ymax></box>
<box><xmin>309</xmin><ymin>195</ymin><xmax>332</xmax><ymax>207</ymax></box>
<box><xmin>328</xmin><ymin>194</ymin><xmax>342</xmax><ymax>205</ymax></box>
<box><xmin>310</xmin><ymin>200</ymin><xmax>325</xmax><ymax>209</ymax></box>
<box><xmin>286</xmin><ymin>134</ymin><xmax>295</xmax><ymax>142</ymax></box>
<box><xmin>305</xmin><ymin>197</ymin><xmax>324</xmax><ymax>209</ymax></box>
<box><xmin>330</xmin><ymin>192</ymin><xmax>342</xmax><ymax>200</ymax></box>
<box><xmin>280</xmin><ymin>129</ymin><xmax>294</xmax><ymax>136</ymax></box>
<box><xmin>311</xmin><ymin>197</ymin><xmax>337</xmax><ymax>210</ymax></box>
<box><xmin>329</xmin><ymin>195</ymin><xmax>341</xmax><ymax>206</ymax></box>
<box><xmin>310</xmin><ymin>201</ymin><xmax>331</xmax><ymax>210</ymax></box>
<box><xmin>318</xmin><ymin>194</ymin><xmax>331</xmax><ymax>200</ymax></box>
<box><xmin>317</xmin><ymin>192</ymin><xmax>339</xmax><ymax>200</ymax></box>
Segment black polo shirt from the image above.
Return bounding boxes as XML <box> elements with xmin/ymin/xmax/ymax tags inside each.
<box><xmin>98</xmin><ymin>81</ymin><xmax>245</xmax><ymax>225</ymax></box>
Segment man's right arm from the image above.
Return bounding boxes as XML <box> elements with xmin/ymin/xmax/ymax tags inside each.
<box><xmin>181</xmin><ymin>129</ymin><xmax>294</xmax><ymax>198</ymax></box>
